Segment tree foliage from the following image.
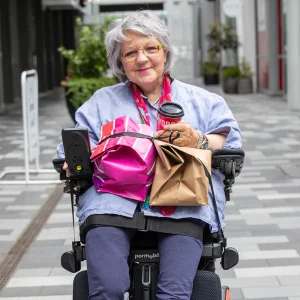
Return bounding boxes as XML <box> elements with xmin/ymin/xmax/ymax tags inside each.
<box><xmin>221</xmin><ymin>20</ymin><xmax>240</xmax><ymax>52</ymax></box>
<box><xmin>58</xmin><ymin>18</ymin><xmax>111</xmax><ymax>78</ymax></box>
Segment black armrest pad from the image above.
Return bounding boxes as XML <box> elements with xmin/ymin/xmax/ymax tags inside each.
<box><xmin>52</xmin><ymin>158</ymin><xmax>65</xmax><ymax>173</ymax></box>
<box><xmin>52</xmin><ymin>158</ymin><xmax>67</xmax><ymax>180</ymax></box>
<box><xmin>212</xmin><ymin>148</ymin><xmax>245</xmax><ymax>157</ymax></box>
<box><xmin>212</xmin><ymin>148</ymin><xmax>245</xmax><ymax>177</ymax></box>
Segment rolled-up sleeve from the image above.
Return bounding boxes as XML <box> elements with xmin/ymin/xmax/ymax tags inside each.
<box><xmin>56</xmin><ymin>142</ymin><xmax>65</xmax><ymax>159</ymax></box>
<box><xmin>206</xmin><ymin>93</ymin><xmax>242</xmax><ymax>149</ymax></box>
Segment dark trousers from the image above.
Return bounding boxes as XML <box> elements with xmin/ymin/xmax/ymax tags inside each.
<box><xmin>85</xmin><ymin>226</ymin><xmax>203</xmax><ymax>300</ymax></box>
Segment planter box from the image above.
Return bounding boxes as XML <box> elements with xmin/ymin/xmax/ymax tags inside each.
<box><xmin>237</xmin><ymin>78</ymin><xmax>253</xmax><ymax>94</ymax></box>
<box><xmin>203</xmin><ymin>74</ymin><xmax>219</xmax><ymax>85</ymax></box>
<box><xmin>222</xmin><ymin>77</ymin><xmax>238</xmax><ymax>94</ymax></box>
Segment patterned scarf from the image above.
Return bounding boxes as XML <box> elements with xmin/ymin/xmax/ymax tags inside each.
<box><xmin>130</xmin><ymin>74</ymin><xmax>176</xmax><ymax>216</ymax></box>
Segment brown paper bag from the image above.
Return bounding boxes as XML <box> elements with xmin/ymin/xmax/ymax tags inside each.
<box><xmin>150</xmin><ymin>140</ymin><xmax>212</xmax><ymax>206</ymax></box>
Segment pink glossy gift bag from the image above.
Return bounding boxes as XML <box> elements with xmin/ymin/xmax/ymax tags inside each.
<box><xmin>91</xmin><ymin>116</ymin><xmax>156</xmax><ymax>201</ymax></box>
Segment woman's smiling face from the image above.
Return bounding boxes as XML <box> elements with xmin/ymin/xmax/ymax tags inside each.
<box><xmin>120</xmin><ymin>31</ymin><xmax>168</xmax><ymax>91</ymax></box>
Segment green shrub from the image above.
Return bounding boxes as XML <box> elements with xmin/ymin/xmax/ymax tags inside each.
<box><xmin>201</xmin><ymin>61</ymin><xmax>219</xmax><ymax>76</ymax></box>
<box><xmin>201</xmin><ymin>49</ymin><xmax>219</xmax><ymax>76</ymax></box>
<box><xmin>58</xmin><ymin>18</ymin><xmax>111</xmax><ymax>78</ymax></box>
<box><xmin>66</xmin><ymin>77</ymin><xmax>118</xmax><ymax>109</ymax></box>
<box><xmin>239</xmin><ymin>57</ymin><xmax>254</xmax><ymax>78</ymax></box>
<box><xmin>207</xmin><ymin>24</ymin><xmax>222</xmax><ymax>53</ymax></box>
<box><xmin>222</xmin><ymin>66</ymin><xmax>240</xmax><ymax>78</ymax></box>
<box><xmin>221</xmin><ymin>20</ymin><xmax>240</xmax><ymax>51</ymax></box>
<box><xmin>58</xmin><ymin>17</ymin><xmax>119</xmax><ymax>114</ymax></box>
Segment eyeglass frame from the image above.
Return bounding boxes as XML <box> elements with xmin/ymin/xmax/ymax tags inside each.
<box><xmin>120</xmin><ymin>44</ymin><xmax>164</xmax><ymax>61</ymax></box>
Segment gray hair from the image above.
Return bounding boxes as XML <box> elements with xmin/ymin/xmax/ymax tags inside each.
<box><xmin>105</xmin><ymin>10</ymin><xmax>175</xmax><ymax>82</ymax></box>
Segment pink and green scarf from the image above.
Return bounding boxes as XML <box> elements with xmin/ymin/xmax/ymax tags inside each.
<box><xmin>130</xmin><ymin>74</ymin><xmax>176</xmax><ymax>216</ymax></box>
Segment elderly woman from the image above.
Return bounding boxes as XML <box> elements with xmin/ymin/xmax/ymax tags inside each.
<box><xmin>58</xmin><ymin>10</ymin><xmax>241</xmax><ymax>300</ymax></box>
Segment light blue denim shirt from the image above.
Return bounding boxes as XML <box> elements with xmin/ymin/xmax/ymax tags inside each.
<box><xmin>57</xmin><ymin>78</ymin><xmax>242</xmax><ymax>232</ymax></box>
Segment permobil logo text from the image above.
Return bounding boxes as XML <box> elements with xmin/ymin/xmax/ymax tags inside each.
<box><xmin>134</xmin><ymin>253</ymin><xmax>159</xmax><ymax>260</ymax></box>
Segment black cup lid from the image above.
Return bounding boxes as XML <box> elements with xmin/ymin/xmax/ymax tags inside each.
<box><xmin>158</xmin><ymin>103</ymin><xmax>184</xmax><ymax>118</ymax></box>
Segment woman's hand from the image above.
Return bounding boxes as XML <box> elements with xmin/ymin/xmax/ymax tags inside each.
<box><xmin>155</xmin><ymin>121</ymin><xmax>200</xmax><ymax>148</ymax></box>
<box><xmin>63</xmin><ymin>162</ymin><xmax>71</xmax><ymax>177</ymax></box>
<box><xmin>155</xmin><ymin>121</ymin><xmax>227</xmax><ymax>150</ymax></box>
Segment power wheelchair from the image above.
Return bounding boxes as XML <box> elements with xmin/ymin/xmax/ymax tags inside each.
<box><xmin>53</xmin><ymin>128</ymin><xmax>244</xmax><ymax>300</ymax></box>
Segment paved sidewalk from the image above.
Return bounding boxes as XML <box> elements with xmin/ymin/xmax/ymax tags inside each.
<box><xmin>0</xmin><ymin>80</ymin><xmax>300</xmax><ymax>299</ymax></box>
<box><xmin>0</xmin><ymin>88</ymin><xmax>74</xmax><ymax>296</ymax></box>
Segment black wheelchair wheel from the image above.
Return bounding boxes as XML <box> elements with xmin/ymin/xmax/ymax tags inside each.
<box><xmin>73</xmin><ymin>270</ymin><xmax>89</xmax><ymax>300</ymax></box>
<box><xmin>191</xmin><ymin>270</ymin><xmax>222</xmax><ymax>300</ymax></box>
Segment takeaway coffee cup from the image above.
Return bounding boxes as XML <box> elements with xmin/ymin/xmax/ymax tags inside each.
<box><xmin>157</xmin><ymin>103</ymin><xmax>184</xmax><ymax>130</ymax></box>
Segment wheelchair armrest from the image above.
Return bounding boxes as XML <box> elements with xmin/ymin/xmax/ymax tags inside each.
<box><xmin>52</xmin><ymin>158</ymin><xmax>65</xmax><ymax>173</ymax></box>
<box><xmin>202</xmin><ymin>242</ymin><xmax>239</xmax><ymax>270</ymax></box>
<box><xmin>202</xmin><ymin>243</ymin><xmax>222</xmax><ymax>259</ymax></box>
<box><xmin>52</xmin><ymin>158</ymin><xmax>67</xmax><ymax>181</ymax></box>
<box><xmin>52</xmin><ymin>156</ymin><xmax>93</xmax><ymax>198</ymax></box>
<box><xmin>212</xmin><ymin>148</ymin><xmax>245</xmax><ymax>201</ymax></box>
<box><xmin>212</xmin><ymin>148</ymin><xmax>245</xmax><ymax>177</ymax></box>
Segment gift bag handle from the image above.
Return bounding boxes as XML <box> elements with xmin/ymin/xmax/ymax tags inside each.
<box><xmin>97</xmin><ymin>132</ymin><xmax>154</xmax><ymax>146</ymax></box>
<box><xmin>98</xmin><ymin>131</ymin><xmax>180</xmax><ymax>146</ymax></box>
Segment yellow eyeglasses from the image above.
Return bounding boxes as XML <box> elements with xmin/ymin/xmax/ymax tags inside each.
<box><xmin>121</xmin><ymin>44</ymin><xmax>163</xmax><ymax>61</ymax></box>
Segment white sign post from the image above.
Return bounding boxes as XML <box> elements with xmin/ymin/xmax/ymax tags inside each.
<box><xmin>23</xmin><ymin>69</ymin><xmax>39</xmax><ymax>182</ymax></box>
<box><xmin>0</xmin><ymin>70</ymin><xmax>60</xmax><ymax>184</ymax></box>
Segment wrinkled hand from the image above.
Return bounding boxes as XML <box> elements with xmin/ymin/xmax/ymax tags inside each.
<box><xmin>63</xmin><ymin>162</ymin><xmax>71</xmax><ymax>177</ymax></box>
<box><xmin>155</xmin><ymin>121</ymin><xmax>200</xmax><ymax>147</ymax></box>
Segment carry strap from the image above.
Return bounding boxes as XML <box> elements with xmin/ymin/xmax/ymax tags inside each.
<box><xmin>71</xmin><ymin>192</ymin><xmax>76</xmax><ymax>242</ymax></box>
<box><xmin>199</xmin><ymin>159</ymin><xmax>225</xmax><ymax>239</ymax></box>
<box><xmin>69</xmin><ymin>178</ymin><xmax>81</xmax><ymax>244</ymax></box>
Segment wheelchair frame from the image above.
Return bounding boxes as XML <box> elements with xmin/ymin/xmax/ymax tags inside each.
<box><xmin>53</xmin><ymin>129</ymin><xmax>244</xmax><ymax>300</ymax></box>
